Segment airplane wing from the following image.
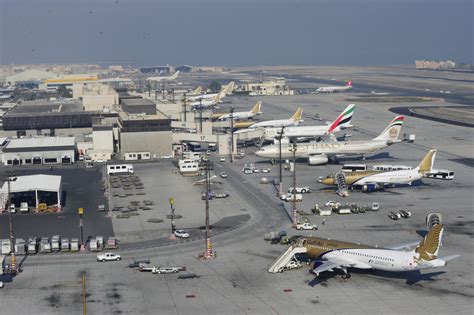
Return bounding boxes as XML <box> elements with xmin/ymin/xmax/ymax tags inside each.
<box><xmin>312</xmin><ymin>257</ymin><xmax>359</xmax><ymax>275</ymax></box>
<box><xmin>387</xmin><ymin>241</ymin><xmax>420</xmax><ymax>251</ymax></box>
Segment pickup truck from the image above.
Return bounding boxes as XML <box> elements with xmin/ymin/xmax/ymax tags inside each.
<box><xmin>97</xmin><ymin>252</ymin><xmax>121</xmax><ymax>262</ymax></box>
<box><xmin>295</xmin><ymin>222</ymin><xmax>318</xmax><ymax>231</ymax></box>
<box><xmin>288</xmin><ymin>186</ymin><xmax>312</xmax><ymax>194</ymax></box>
<box><xmin>280</xmin><ymin>193</ymin><xmax>303</xmax><ymax>202</ymax></box>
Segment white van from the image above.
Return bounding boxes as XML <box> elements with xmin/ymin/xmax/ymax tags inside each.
<box><xmin>20</xmin><ymin>202</ymin><xmax>29</xmax><ymax>213</ymax></box>
<box><xmin>107</xmin><ymin>164</ymin><xmax>134</xmax><ymax>175</ymax></box>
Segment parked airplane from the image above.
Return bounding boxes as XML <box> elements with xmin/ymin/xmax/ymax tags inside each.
<box><xmin>186</xmin><ymin>82</ymin><xmax>235</xmax><ymax>102</ymax></box>
<box><xmin>147</xmin><ymin>71</ymin><xmax>180</xmax><ymax>82</ymax></box>
<box><xmin>321</xmin><ymin>149</ymin><xmax>437</xmax><ymax>189</ymax></box>
<box><xmin>255</xmin><ymin>116</ymin><xmax>405</xmax><ymax>165</ymax></box>
<box><xmin>189</xmin><ymin>93</ymin><xmax>222</xmax><ymax>110</ymax></box>
<box><xmin>187</xmin><ymin>86</ymin><xmax>202</xmax><ymax>96</ymax></box>
<box><xmin>212</xmin><ymin>101</ymin><xmax>262</xmax><ymax>121</ymax></box>
<box><xmin>300</xmin><ymin>224</ymin><xmax>458</xmax><ymax>279</ymax></box>
<box><xmin>316</xmin><ymin>80</ymin><xmax>352</xmax><ymax>94</ymax></box>
<box><xmin>235</xmin><ymin>107</ymin><xmax>304</xmax><ymax>134</ymax></box>
<box><xmin>263</xmin><ymin>104</ymin><xmax>355</xmax><ymax>141</ymax></box>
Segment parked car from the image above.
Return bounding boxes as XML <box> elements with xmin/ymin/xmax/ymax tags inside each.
<box><xmin>153</xmin><ymin>266</ymin><xmax>181</xmax><ymax>274</ymax></box>
<box><xmin>261</xmin><ymin>168</ymin><xmax>270</xmax><ymax>173</ymax></box>
<box><xmin>97</xmin><ymin>252</ymin><xmax>121</xmax><ymax>262</ymax></box>
<box><xmin>10</xmin><ymin>204</ymin><xmax>16</xmax><ymax>214</ymax></box>
<box><xmin>214</xmin><ymin>192</ymin><xmax>230</xmax><ymax>199</ymax></box>
<box><xmin>388</xmin><ymin>212</ymin><xmax>401</xmax><ymax>220</ymax></box>
<box><xmin>288</xmin><ymin>186</ymin><xmax>312</xmax><ymax>194</ymax></box>
<box><xmin>253</xmin><ymin>168</ymin><xmax>260</xmax><ymax>173</ymax></box>
<box><xmin>219</xmin><ymin>156</ymin><xmax>226</xmax><ymax>162</ymax></box>
<box><xmin>20</xmin><ymin>202</ymin><xmax>29</xmax><ymax>213</ymax></box>
<box><xmin>0</xmin><ymin>281</ymin><xmax>3</xmax><ymax>288</ymax></box>
<box><xmin>219</xmin><ymin>172</ymin><xmax>228</xmax><ymax>178</ymax></box>
<box><xmin>161</xmin><ymin>155</ymin><xmax>173</xmax><ymax>159</ymax></box>
<box><xmin>174</xmin><ymin>230</ymin><xmax>190</xmax><ymax>238</ymax></box>
<box><xmin>399</xmin><ymin>210</ymin><xmax>412</xmax><ymax>218</ymax></box>
<box><xmin>280</xmin><ymin>193</ymin><xmax>303</xmax><ymax>202</ymax></box>
<box><xmin>260</xmin><ymin>177</ymin><xmax>269</xmax><ymax>184</ymax></box>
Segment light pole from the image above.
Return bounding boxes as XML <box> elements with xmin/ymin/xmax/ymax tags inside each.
<box><xmin>169</xmin><ymin>197</ymin><xmax>176</xmax><ymax>240</ymax></box>
<box><xmin>277</xmin><ymin>127</ymin><xmax>285</xmax><ymax>196</ymax></box>
<box><xmin>289</xmin><ymin>141</ymin><xmax>298</xmax><ymax>227</ymax></box>
<box><xmin>78</xmin><ymin>207</ymin><xmax>85</xmax><ymax>251</ymax></box>
<box><xmin>201</xmin><ymin>160</ymin><xmax>215</xmax><ymax>259</ymax></box>
<box><xmin>230</xmin><ymin>107</ymin><xmax>234</xmax><ymax>163</ymax></box>
<box><xmin>6</xmin><ymin>172</ymin><xmax>17</xmax><ymax>274</ymax></box>
<box><xmin>182</xmin><ymin>93</ymin><xmax>187</xmax><ymax>122</ymax></box>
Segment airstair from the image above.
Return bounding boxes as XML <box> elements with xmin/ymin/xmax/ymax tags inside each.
<box><xmin>268</xmin><ymin>244</ymin><xmax>307</xmax><ymax>273</ymax></box>
<box><xmin>335</xmin><ymin>171</ymin><xmax>349</xmax><ymax>197</ymax></box>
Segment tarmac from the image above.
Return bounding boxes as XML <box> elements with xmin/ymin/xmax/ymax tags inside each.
<box><xmin>0</xmin><ymin>66</ymin><xmax>473</xmax><ymax>314</ymax></box>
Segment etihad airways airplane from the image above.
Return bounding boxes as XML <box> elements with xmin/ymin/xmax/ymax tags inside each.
<box><xmin>255</xmin><ymin>116</ymin><xmax>405</xmax><ymax>165</ymax></box>
<box><xmin>316</xmin><ymin>80</ymin><xmax>352</xmax><ymax>94</ymax></box>
<box><xmin>299</xmin><ymin>224</ymin><xmax>459</xmax><ymax>279</ymax></box>
<box><xmin>212</xmin><ymin>101</ymin><xmax>262</xmax><ymax>121</ymax></box>
<box><xmin>147</xmin><ymin>71</ymin><xmax>180</xmax><ymax>82</ymax></box>
<box><xmin>321</xmin><ymin>149</ymin><xmax>437</xmax><ymax>189</ymax></box>
<box><xmin>263</xmin><ymin>104</ymin><xmax>355</xmax><ymax>141</ymax></box>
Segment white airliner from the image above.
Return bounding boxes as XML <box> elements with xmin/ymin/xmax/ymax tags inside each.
<box><xmin>301</xmin><ymin>224</ymin><xmax>459</xmax><ymax>279</ymax></box>
<box><xmin>214</xmin><ymin>101</ymin><xmax>262</xmax><ymax>121</ymax></box>
<box><xmin>186</xmin><ymin>82</ymin><xmax>234</xmax><ymax>102</ymax></box>
<box><xmin>189</xmin><ymin>93</ymin><xmax>222</xmax><ymax>109</ymax></box>
<box><xmin>316</xmin><ymin>80</ymin><xmax>352</xmax><ymax>94</ymax></box>
<box><xmin>263</xmin><ymin>104</ymin><xmax>355</xmax><ymax>141</ymax></box>
<box><xmin>147</xmin><ymin>71</ymin><xmax>180</xmax><ymax>82</ymax></box>
<box><xmin>321</xmin><ymin>149</ymin><xmax>437</xmax><ymax>188</ymax></box>
<box><xmin>255</xmin><ymin>116</ymin><xmax>405</xmax><ymax>165</ymax></box>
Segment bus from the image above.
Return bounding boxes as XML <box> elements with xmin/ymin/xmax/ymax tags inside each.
<box><xmin>187</xmin><ymin>142</ymin><xmax>202</xmax><ymax>152</ymax></box>
<box><xmin>425</xmin><ymin>169</ymin><xmax>454</xmax><ymax>180</ymax></box>
<box><xmin>107</xmin><ymin>164</ymin><xmax>134</xmax><ymax>175</ymax></box>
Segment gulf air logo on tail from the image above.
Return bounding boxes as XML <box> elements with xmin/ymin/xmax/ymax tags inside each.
<box><xmin>388</xmin><ymin>116</ymin><xmax>404</xmax><ymax>139</ymax></box>
<box><xmin>250</xmin><ymin>101</ymin><xmax>262</xmax><ymax>114</ymax></box>
<box><xmin>346</xmin><ymin>80</ymin><xmax>352</xmax><ymax>87</ymax></box>
<box><xmin>415</xmin><ymin>224</ymin><xmax>443</xmax><ymax>261</ymax></box>
<box><xmin>327</xmin><ymin>104</ymin><xmax>355</xmax><ymax>133</ymax></box>
<box><xmin>291</xmin><ymin>107</ymin><xmax>303</xmax><ymax>121</ymax></box>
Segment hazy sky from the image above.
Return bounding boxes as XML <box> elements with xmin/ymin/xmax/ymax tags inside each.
<box><xmin>0</xmin><ymin>0</ymin><xmax>472</xmax><ymax>66</ymax></box>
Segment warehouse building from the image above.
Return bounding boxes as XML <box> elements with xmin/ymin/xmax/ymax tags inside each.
<box><xmin>121</xmin><ymin>98</ymin><xmax>157</xmax><ymax>115</ymax></box>
<box><xmin>1</xmin><ymin>137</ymin><xmax>76</xmax><ymax>166</ymax></box>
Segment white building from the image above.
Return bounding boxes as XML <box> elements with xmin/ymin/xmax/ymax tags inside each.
<box><xmin>240</xmin><ymin>78</ymin><xmax>294</xmax><ymax>96</ymax></box>
<box><xmin>73</xmin><ymin>83</ymin><xmax>119</xmax><ymax>111</ymax></box>
<box><xmin>1</xmin><ymin>137</ymin><xmax>76</xmax><ymax>166</ymax></box>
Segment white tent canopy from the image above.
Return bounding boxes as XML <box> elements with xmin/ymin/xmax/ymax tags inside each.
<box><xmin>0</xmin><ymin>175</ymin><xmax>62</xmax><ymax>210</ymax></box>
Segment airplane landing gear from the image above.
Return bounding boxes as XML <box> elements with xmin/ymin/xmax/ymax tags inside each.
<box><xmin>341</xmin><ymin>268</ymin><xmax>351</xmax><ymax>280</ymax></box>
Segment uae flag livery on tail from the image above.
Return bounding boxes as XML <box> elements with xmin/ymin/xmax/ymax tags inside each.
<box><xmin>326</xmin><ymin>104</ymin><xmax>356</xmax><ymax>134</ymax></box>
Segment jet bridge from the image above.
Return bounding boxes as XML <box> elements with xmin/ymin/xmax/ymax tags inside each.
<box><xmin>268</xmin><ymin>243</ymin><xmax>307</xmax><ymax>273</ymax></box>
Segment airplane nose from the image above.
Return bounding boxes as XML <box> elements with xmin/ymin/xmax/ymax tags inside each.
<box><xmin>321</xmin><ymin>178</ymin><xmax>334</xmax><ymax>185</ymax></box>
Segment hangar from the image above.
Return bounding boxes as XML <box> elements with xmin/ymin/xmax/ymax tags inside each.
<box><xmin>0</xmin><ymin>174</ymin><xmax>63</xmax><ymax>213</ymax></box>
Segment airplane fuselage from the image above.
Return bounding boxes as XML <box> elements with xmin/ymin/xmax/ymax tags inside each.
<box><xmin>255</xmin><ymin>140</ymin><xmax>391</xmax><ymax>159</ymax></box>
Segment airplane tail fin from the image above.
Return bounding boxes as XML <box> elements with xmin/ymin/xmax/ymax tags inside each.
<box><xmin>416</xmin><ymin>149</ymin><xmax>437</xmax><ymax>175</ymax></box>
<box><xmin>250</xmin><ymin>101</ymin><xmax>262</xmax><ymax>114</ymax></box>
<box><xmin>346</xmin><ymin>80</ymin><xmax>352</xmax><ymax>87</ymax></box>
<box><xmin>193</xmin><ymin>86</ymin><xmax>202</xmax><ymax>95</ymax></box>
<box><xmin>326</xmin><ymin>104</ymin><xmax>356</xmax><ymax>134</ymax></box>
<box><xmin>373</xmin><ymin>116</ymin><xmax>404</xmax><ymax>141</ymax></box>
<box><xmin>290</xmin><ymin>107</ymin><xmax>304</xmax><ymax>122</ymax></box>
<box><xmin>214</xmin><ymin>92</ymin><xmax>222</xmax><ymax>104</ymax></box>
<box><xmin>172</xmin><ymin>71</ymin><xmax>180</xmax><ymax>79</ymax></box>
<box><xmin>223</xmin><ymin>81</ymin><xmax>235</xmax><ymax>95</ymax></box>
<box><xmin>414</xmin><ymin>224</ymin><xmax>443</xmax><ymax>261</ymax></box>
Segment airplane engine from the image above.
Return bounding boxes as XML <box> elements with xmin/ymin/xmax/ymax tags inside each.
<box><xmin>308</xmin><ymin>155</ymin><xmax>329</xmax><ymax>165</ymax></box>
<box><xmin>361</xmin><ymin>183</ymin><xmax>380</xmax><ymax>192</ymax></box>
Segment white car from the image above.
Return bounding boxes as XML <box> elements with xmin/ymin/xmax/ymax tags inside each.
<box><xmin>174</xmin><ymin>230</ymin><xmax>190</xmax><ymax>238</ymax></box>
<box><xmin>219</xmin><ymin>156</ymin><xmax>226</xmax><ymax>162</ymax></box>
<box><xmin>97</xmin><ymin>252</ymin><xmax>121</xmax><ymax>262</ymax></box>
<box><xmin>295</xmin><ymin>222</ymin><xmax>318</xmax><ymax>231</ymax></box>
<box><xmin>288</xmin><ymin>186</ymin><xmax>312</xmax><ymax>194</ymax></box>
<box><xmin>280</xmin><ymin>193</ymin><xmax>303</xmax><ymax>202</ymax></box>
<box><xmin>161</xmin><ymin>155</ymin><xmax>173</xmax><ymax>159</ymax></box>
<box><xmin>261</xmin><ymin>168</ymin><xmax>270</xmax><ymax>173</ymax></box>
<box><xmin>0</xmin><ymin>281</ymin><xmax>3</xmax><ymax>288</ymax></box>
<box><xmin>219</xmin><ymin>172</ymin><xmax>228</xmax><ymax>178</ymax></box>
<box><xmin>153</xmin><ymin>266</ymin><xmax>181</xmax><ymax>274</ymax></box>
<box><xmin>253</xmin><ymin>168</ymin><xmax>260</xmax><ymax>173</ymax></box>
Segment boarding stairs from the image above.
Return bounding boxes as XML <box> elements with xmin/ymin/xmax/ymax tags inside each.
<box><xmin>268</xmin><ymin>244</ymin><xmax>307</xmax><ymax>273</ymax></box>
<box><xmin>335</xmin><ymin>171</ymin><xmax>349</xmax><ymax>197</ymax></box>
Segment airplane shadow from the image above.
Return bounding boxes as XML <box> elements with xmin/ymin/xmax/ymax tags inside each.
<box><xmin>307</xmin><ymin>268</ymin><xmax>446</xmax><ymax>287</ymax></box>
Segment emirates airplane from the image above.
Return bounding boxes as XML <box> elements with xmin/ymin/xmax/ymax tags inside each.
<box><xmin>316</xmin><ymin>80</ymin><xmax>352</xmax><ymax>94</ymax></box>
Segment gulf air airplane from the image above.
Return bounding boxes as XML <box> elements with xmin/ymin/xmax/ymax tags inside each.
<box><xmin>255</xmin><ymin>116</ymin><xmax>405</xmax><ymax>165</ymax></box>
<box><xmin>300</xmin><ymin>224</ymin><xmax>459</xmax><ymax>279</ymax></box>
<box><xmin>189</xmin><ymin>92</ymin><xmax>222</xmax><ymax>110</ymax></box>
<box><xmin>321</xmin><ymin>149</ymin><xmax>437</xmax><ymax>189</ymax></box>
<box><xmin>147</xmin><ymin>71</ymin><xmax>180</xmax><ymax>82</ymax></box>
<box><xmin>186</xmin><ymin>81</ymin><xmax>235</xmax><ymax>102</ymax></box>
<box><xmin>187</xmin><ymin>86</ymin><xmax>202</xmax><ymax>96</ymax></box>
<box><xmin>316</xmin><ymin>80</ymin><xmax>352</xmax><ymax>94</ymax></box>
<box><xmin>263</xmin><ymin>104</ymin><xmax>355</xmax><ymax>141</ymax></box>
<box><xmin>212</xmin><ymin>101</ymin><xmax>262</xmax><ymax>121</ymax></box>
